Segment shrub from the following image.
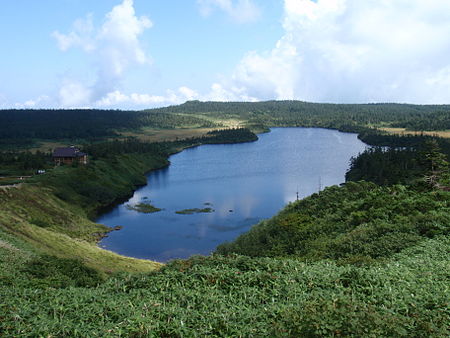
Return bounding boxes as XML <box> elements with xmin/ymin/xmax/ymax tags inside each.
<box><xmin>22</xmin><ymin>255</ymin><xmax>104</xmax><ymax>288</ymax></box>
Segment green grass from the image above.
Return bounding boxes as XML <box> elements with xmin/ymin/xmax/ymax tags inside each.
<box><xmin>0</xmin><ymin>236</ymin><xmax>448</xmax><ymax>336</ymax></box>
<box><xmin>0</xmin><ymin>185</ymin><xmax>161</xmax><ymax>274</ymax></box>
<box><xmin>1</xmin><ymin>181</ymin><xmax>448</xmax><ymax>336</ymax></box>
<box><xmin>0</xmin><ymin>150</ymin><xmax>171</xmax><ymax>275</ymax></box>
<box><xmin>175</xmin><ymin>207</ymin><xmax>215</xmax><ymax>214</ymax></box>
<box><xmin>29</xmin><ymin>152</ymin><xmax>170</xmax><ymax>217</ymax></box>
<box><xmin>126</xmin><ymin>202</ymin><xmax>162</xmax><ymax>213</ymax></box>
<box><xmin>0</xmin><ymin>184</ymin><xmax>106</xmax><ymax>241</ymax></box>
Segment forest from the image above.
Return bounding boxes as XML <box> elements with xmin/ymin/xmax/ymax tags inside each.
<box><xmin>346</xmin><ymin>139</ymin><xmax>450</xmax><ymax>185</ymax></box>
<box><xmin>151</xmin><ymin>100</ymin><xmax>450</xmax><ymax>131</ymax></box>
<box><xmin>0</xmin><ymin>109</ymin><xmax>220</xmax><ymax>148</ymax></box>
<box><xmin>0</xmin><ymin>128</ymin><xmax>256</xmax><ymax>177</ymax></box>
<box><xmin>1</xmin><ymin>100</ymin><xmax>449</xmax><ymax>148</ymax></box>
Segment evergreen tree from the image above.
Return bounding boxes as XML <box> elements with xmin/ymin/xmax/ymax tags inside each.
<box><xmin>420</xmin><ymin>140</ymin><xmax>449</xmax><ymax>189</ymax></box>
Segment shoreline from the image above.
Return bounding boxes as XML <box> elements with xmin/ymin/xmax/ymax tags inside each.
<box><xmin>96</xmin><ymin>127</ymin><xmax>366</xmax><ymax>263</ymax></box>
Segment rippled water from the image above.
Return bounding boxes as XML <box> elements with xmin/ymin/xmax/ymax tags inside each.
<box><xmin>98</xmin><ymin>128</ymin><xmax>367</xmax><ymax>262</ymax></box>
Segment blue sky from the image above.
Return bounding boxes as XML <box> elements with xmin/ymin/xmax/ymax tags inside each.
<box><xmin>1</xmin><ymin>0</ymin><xmax>450</xmax><ymax>109</ymax></box>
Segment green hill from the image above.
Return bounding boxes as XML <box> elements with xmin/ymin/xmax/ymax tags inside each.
<box><xmin>1</xmin><ymin>184</ymin><xmax>448</xmax><ymax>336</ymax></box>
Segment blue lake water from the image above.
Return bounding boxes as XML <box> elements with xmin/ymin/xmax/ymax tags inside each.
<box><xmin>97</xmin><ymin>128</ymin><xmax>367</xmax><ymax>262</ymax></box>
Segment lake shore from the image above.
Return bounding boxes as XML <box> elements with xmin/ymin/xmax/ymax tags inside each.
<box><xmin>98</xmin><ymin>128</ymin><xmax>367</xmax><ymax>262</ymax></box>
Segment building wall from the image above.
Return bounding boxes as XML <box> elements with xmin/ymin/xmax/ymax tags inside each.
<box><xmin>54</xmin><ymin>156</ymin><xmax>88</xmax><ymax>166</ymax></box>
<box><xmin>78</xmin><ymin>155</ymin><xmax>88</xmax><ymax>165</ymax></box>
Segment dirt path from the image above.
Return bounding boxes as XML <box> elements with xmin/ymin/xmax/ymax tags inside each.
<box><xmin>0</xmin><ymin>183</ymin><xmax>22</xmax><ymax>190</ymax></box>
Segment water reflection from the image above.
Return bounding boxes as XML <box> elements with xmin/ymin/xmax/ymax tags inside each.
<box><xmin>147</xmin><ymin>166</ymin><xmax>169</xmax><ymax>189</ymax></box>
<box><xmin>98</xmin><ymin>128</ymin><xmax>367</xmax><ymax>262</ymax></box>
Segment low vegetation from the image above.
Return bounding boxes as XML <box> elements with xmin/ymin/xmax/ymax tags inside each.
<box><xmin>0</xmin><ymin>185</ymin><xmax>161</xmax><ymax>273</ymax></box>
<box><xmin>217</xmin><ymin>182</ymin><xmax>450</xmax><ymax>263</ymax></box>
<box><xmin>1</xmin><ymin>192</ymin><xmax>448</xmax><ymax>336</ymax></box>
<box><xmin>380</xmin><ymin>127</ymin><xmax>450</xmax><ymax>139</ymax></box>
<box><xmin>175</xmin><ymin>207</ymin><xmax>215</xmax><ymax>215</ymax></box>
<box><xmin>126</xmin><ymin>202</ymin><xmax>162</xmax><ymax>214</ymax></box>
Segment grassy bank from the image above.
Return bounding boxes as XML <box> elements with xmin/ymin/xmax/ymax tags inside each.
<box><xmin>0</xmin><ymin>128</ymin><xmax>258</xmax><ymax>274</ymax></box>
<box><xmin>0</xmin><ymin>144</ymin><xmax>174</xmax><ymax>274</ymax></box>
<box><xmin>31</xmin><ymin>152</ymin><xmax>170</xmax><ymax>218</ymax></box>
<box><xmin>0</xmin><ymin>184</ymin><xmax>161</xmax><ymax>273</ymax></box>
<box><xmin>1</xmin><ymin>185</ymin><xmax>448</xmax><ymax>336</ymax></box>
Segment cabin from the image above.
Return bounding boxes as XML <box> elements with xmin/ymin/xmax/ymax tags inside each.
<box><xmin>52</xmin><ymin>146</ymin><xmax>88</xmax><ymax>166</ymax></box>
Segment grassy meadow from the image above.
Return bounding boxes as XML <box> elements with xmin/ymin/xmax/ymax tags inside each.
<box><xmin>379</xmin><ymin>127</ymin><xmax>450</xmax><ymax>139</ymax></box>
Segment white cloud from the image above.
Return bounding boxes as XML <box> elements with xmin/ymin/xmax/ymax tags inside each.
<box><xmin>53</xmin><ymin>0</ymin><xmax>152</xmax><ymax>107</ymax></box>
<box><xmin>204</xmin><ymin>83</ymin><xmax>258</xmax><ymax>101</ymax></box>
<box><xmin>197</xmin><ymin>0</ymin><xmax>261</xmax><ymax>23</ymax></box>
<box><xmin>94</xmin><ymin>87</ymin><xmax>200</xmax><ymax>107</ymax></box>
<box><xmin>220</xmin><ymin>0</ymin><xmax>450</xmax><ymax>103</ymax></box>
<box><xmin>93</xmin><ymin>82</ymin><xmax>260</xmax><ymax>108</ymax></box>
<box><xmin>178</xmin><ymin>86</ymin><xmax>199</xmax><ymax>101</ymax></box>
<box><xmin>21</xmin><ymin>96</ymin><xmax>52</xmax><ymax>108</ymax></box>
<box><xmin>9</xmin><ymin>95</ymin><xmax>53</xmax><ymax>109</ymax></box>
<box><xmin>52</xmin><ymin>14</ymin><xmax>96</xmax><ymax>52</ymax></box>
<box><xmin>59</xmin><ymin>80</ymin><xmax>92</xmax><ymax>107</ymax></box>
<box><xmin>43</xmin><ymin>0</ymin><xmax>450</xmax><ymax>109</ymax></box>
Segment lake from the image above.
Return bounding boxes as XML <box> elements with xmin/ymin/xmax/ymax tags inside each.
<box><xmin>98</xmin><ymin>128</ymin><xmax>367</xmax><ymax>262</ymax></box>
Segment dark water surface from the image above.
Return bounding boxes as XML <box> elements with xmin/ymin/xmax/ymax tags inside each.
<box><xmin>98</xmin><ymin>128</ymin><xmax>367</xmax><ymax>262</ymax></box>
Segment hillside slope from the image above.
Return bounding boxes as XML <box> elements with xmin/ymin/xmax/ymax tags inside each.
<box><xmin>1</xmin><ymin>186</ymin><xmax>448</xmax><ymax>335</ymax></box>
<box><xmin>0</xmin><ymin>184</ymin><xmax>161</xmax><ymax>273</ymax></box>
<box><xmin>217</xmin><ymin>182</ymin><xmax>450</xmax><ymax>263</ymax></box>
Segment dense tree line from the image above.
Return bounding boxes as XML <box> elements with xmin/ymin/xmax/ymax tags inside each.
<box><xmin>82</xmin><ymin>138</ymin><xmax>173</xmax><ymax>160</ymax></box>
<box><xmin>203</xmin><ymin>128</ymin><xmax>258</xmax><ymax>144</ymax></box>
<box><xmin>0</xmin><ymin>150</ymin><xmax>50</xmax><ymax>172</ymax></box>
<box><xmin>0</xmin><ymin>109</ymin><xmax>138</xmax><ymax>140</ymax></box>
<box><xmin>346</xmin><ymin>147</ymin><xmax>424</xmax><ymax>185</ymax></box>
<box><xmin>0</xmin><ymin>109</ymin><xmax>219</xmax><ymax>145</ymax></box>
<box><xmin>150</xmin><ymin>100</ymin><xmax>450</xmax><ymax>131</ymax></box>
<box><xmin>2</xmin><ymin>101</ymin><xmax>449</xmax><ymax>147</ymax></box>
<box><xmin>82</xmin><ymin>128</ymin><xmax>257</xmax><ymax>160</ymax></box>
<box><xmin>358</xmin><ymin>130</ymin><xmax>450</xmax><ymax>155</ymax></box>
<box><xmin>346</xmin><ymin>138</ymin><xmax>450</xmax><ymax>187</ymax></box>
<box><xmin>392</xmin><ymin>110</ymin><xmax>450</xmax><ymax>130</ymax></box>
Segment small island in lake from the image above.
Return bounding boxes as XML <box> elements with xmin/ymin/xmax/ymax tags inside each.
<box><xmin>126</xmin><ymin>202</ymin><xmax>162</xmax><ymax>214</ymax></box>
<box><xmin>175</xmin><ymin>207</ymin><xmax>215</xmax><ymax>215</ymax></box>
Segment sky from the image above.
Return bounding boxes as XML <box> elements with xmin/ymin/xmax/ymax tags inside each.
<box><xmin>1</xmin><ymin>0</ymin><xmax>450</xmax><ymax>110</ymax></box>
